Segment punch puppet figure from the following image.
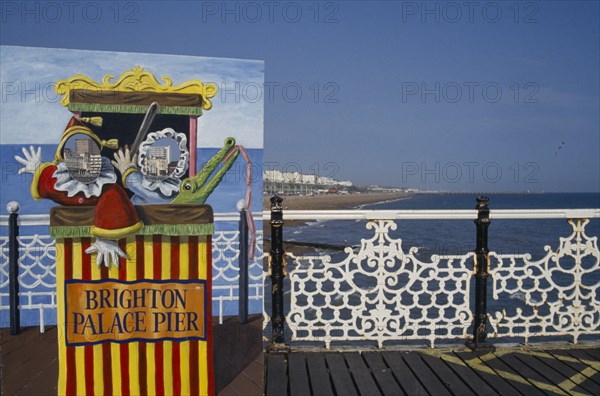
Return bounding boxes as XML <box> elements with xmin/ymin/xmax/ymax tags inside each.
<box><xmin>15</xmin><ymin>117</ymin><xmax>143</xmax><ymax>267</ymax></box>
<box><xmin>112</xmin><ymin>128</ymin><xmax>190</xmax><ymax>205</ymax></box>
<box><xmin>113</xmin><ymin>134</ymin><xmax>243</xmax><ymax>205</ymax></box>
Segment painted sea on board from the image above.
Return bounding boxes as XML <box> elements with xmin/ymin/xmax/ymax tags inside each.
<box><xmin>0</xmin><ymin>144</ymin><xmax>263</xmax><ymax>327</ymax></box>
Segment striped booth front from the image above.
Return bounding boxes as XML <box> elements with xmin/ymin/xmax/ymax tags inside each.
<box><xmin>51</xmin><ymin>205</ymin><xmax>214</xmax><ymax>396</ymax></box>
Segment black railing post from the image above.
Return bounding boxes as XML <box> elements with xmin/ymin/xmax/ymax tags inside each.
<box><xmin>468</xmin><ymin>196</ymin><xmax>493</xmax><ymax>350</ymax></box>
<box><xmin>269</xmin><ymin>195</ymin><xmax>285</xmax><ymax>344</ymax></box>
<box><xmin>8</xmin><ymin>201</ymin><xmax>21</xmax><ymax>335</ymax></box>
<box><xmin>238</xmin><ymin>207</ymin><xmax>249</xmax><ymax>324</ymax></box>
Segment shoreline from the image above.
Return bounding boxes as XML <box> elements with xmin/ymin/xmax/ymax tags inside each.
<box><xmin>262</xmin><ymin>192</ymin><xmax>412</xmax><ymax>229</ymax></box>
<box><xmin>262</xmin><ymin>192</ymin><xmax>412</xmax><ymax>211</ymax></box>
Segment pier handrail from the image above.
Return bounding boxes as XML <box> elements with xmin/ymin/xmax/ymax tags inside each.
<box><xmin>3</xmin><ymin>208</ymin><xmax>599</xmax><ymax>225</ymax></box>
<box><xmin>261</xmin><ymin>208</ymin><xmax>600</xmax><ymax>221</ymax></box>
<box><xmin>265</xmin><ymin>196</ymin><xmax>600</xmax><ymax>350</ymax></box>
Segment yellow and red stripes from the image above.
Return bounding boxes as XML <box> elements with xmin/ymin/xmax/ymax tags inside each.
<box><xmin>57</xmin><ymin>235</ymin><xmax>213</xmax><ymax>396</ymax></box>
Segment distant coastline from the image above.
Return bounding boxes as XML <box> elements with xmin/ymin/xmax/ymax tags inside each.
<box><xmin>263</xmin><ymin>192</ymin><xmax>411</xmax><ymax>211</ymax></box>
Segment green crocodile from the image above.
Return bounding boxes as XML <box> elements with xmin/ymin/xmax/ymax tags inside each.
<box><xmin>171</xmin><ymin>137</ymin><xmax>240</xmax><ymax>204</ymax></box>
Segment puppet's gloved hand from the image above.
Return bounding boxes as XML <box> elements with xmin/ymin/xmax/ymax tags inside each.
<box><xmin>85</xmin><ymin>238</ymin><xmax>128</xmax><ymax>268</ymax></box>
<box><xmin>111</xmin><ymin>147</ymin><xmax>137</xmax><ymax>175</ymax></box>
<box><xmin>14</xmin><ymin>146</ymin><xmax>42</xmax><ymax>174</ymax></box>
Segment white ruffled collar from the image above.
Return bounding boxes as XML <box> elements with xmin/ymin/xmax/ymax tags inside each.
<box><xmin>140</xmin><ymin>176</ymin><xmax>181</xmax><ymax>197</ymax></box>
<box><xmin>53</xmin><ymin>157</ymin><xmax>117</xmax><ymax>198</ymax></box>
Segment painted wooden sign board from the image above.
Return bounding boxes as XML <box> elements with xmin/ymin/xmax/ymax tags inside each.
<box><xmin>52</xmin><ymin>205</ymin><xmax>214</xmax><ymax>395</ymax></box>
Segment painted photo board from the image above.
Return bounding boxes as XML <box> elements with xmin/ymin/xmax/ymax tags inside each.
<box><xmin>0</xmin><ymin>45</ymin><xmax>264</xmax><ymax>395</ymax></box>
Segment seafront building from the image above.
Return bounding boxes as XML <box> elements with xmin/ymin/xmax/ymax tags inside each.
<box><xmin>263</xmin><ymin>169</ymin><xmax>353</xmax><ymax>195</ymax></box>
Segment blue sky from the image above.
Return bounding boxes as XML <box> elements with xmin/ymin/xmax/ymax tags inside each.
<box><xmin>1</xmin><ymin>1</ymin><xmax>598</xmax><ymax>192</ymax></box>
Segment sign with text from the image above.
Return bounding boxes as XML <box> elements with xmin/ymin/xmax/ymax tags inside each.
<box><xmin>65</xmin><ymin>279</ymin><xmax>206</xmax><ymax>346</ymax></box>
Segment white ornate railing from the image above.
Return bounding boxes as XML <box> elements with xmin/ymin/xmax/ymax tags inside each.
<box><xmin>212</xmin><ymin>230</ymin><xmax>266</xmax><ymax>324</ymax></box>
<box><xmin>488</xmin><ymin>218</ymin><xmax>600</xmax><ymax>343</ymax></box>
<box><xmin>264</xmin><ymin>208</ymin><xmax>600</xmax><ymax>348</ymax></box>
<box><xmin>0</xmin><ymin>234</ymin><xmax>57</xmax><ymax>332</ymax></box>
<box><xmin>0</xmin><ymin>212</ymin><xmax>264</xmax><ymax>330</ymax></box>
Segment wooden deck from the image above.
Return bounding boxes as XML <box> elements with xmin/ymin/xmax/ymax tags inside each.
<box><xmin>266</xmin><ymin>346</ymin><xmax>600</xmax><ymax>396</ymax></box>
<box><xmin>0</xmin><ymin>314</ymin><xmax>263</xmax><ymax>395</ymax></box>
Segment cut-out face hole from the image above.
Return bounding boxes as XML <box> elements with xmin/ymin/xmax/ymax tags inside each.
<box><xmin>141</xmin><ymin>137</ymin><xmax>180</xmax><ymax>181</ymax></box>
<box><xmin>63</xmin><ymin>134</ymin><xmax>102</xmax><ymax>183</ymax></box>
<box><xmin>138</xmin><ymin>129</ymin><xmax>189</xmax><ymax>183</ymax></box>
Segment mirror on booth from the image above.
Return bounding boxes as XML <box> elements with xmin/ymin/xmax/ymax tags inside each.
<box><xmin>63</xmin><ymin>133</ymin><xmax>102</xmax><ymax>183</ymax></box>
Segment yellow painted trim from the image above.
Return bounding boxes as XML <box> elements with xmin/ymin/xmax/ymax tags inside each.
<box><xmin>121</xmin><ymin>167</ymin><xmax>139</xmax><ymax>189</ymax></box>
<box><xmin>55</xmin><ymin>65</ymin><xmax>218</xmax><ymax>110</ymax></box>
<box><xmin>197</xmin><ymin>236</ymin><xmax>209</xmax><ymax>395</ymax></box>
<box><xmin>161</xmin><ymin>235</ymin><xmax>170</xmax><ymax>280</ymax></box>
<box><xmin>75</xmin><ymin>346</ymin><xmax>86</xmax><ymax>395</ymax></box>
<box><xmin>180</xmin><ymin>237</ymin><xmax>190</xmax><ymax>280</ymax></box>
<box><xmin>179</xmin><ymin>236</ymin><xmax>191</xmax><ymax>395</ymax></box>
<box><xmin>93</xmin><ymin>344</ymin><xmax>104</xmax><ymax>395</ymax></box>
<box><xmin>198</xmin><ymin>239</ymin><xmax>207</xmax><ymax>280</ymax></box>
<box><xmin>146</xmin><ymin>343</ymin><xmax>156</xmax><ymax>395</ymax></box>
<box><xmin>126</xmin><ymin>236</ymin><xmax>136</xmax><ymax>273</ymax></box>
<box><xmin>164</xmin><ymin>341</ymin><xmax>174</xmax><ymax>393</ymax></box>
<box><xmin>30</xmin><ymin>162</ymin><xmax>52</xmax><ymax>200</ymax></box>
<box><xmin>72</xmin><ymin>242</ymin><xmax>86</xmax><ymax>395</ymax></box>
<box><xmin>90</xmin><ymin>252</ymin><xmax>104</xmax><ymax>396</ymax></box>
<box><xmin>129</xmin><ymin>342</ymin><xmax>140</xmax><ymax>396</ymax></box>
<box><xmin>111</xmin><ymin>343</ymin><xmax>122</xmax><ymax>394</ymax></box>
<box><xmin>181</xmin><ymin>341</ymin><xmax>191</xmax><ymax>396</ymax></box>
<box><xmin>56</xmin><ymin>239</ymin><xmax>66</xmax><ymax>395</ymax></box>
<box><xmin>143</xmin><ymin>235</ymin><xmax>156</xmax><ymax>395</ymax></box>
<box><xmin>144</xmin><ymin>235</ymin><xmax>154</xmax><ymax>279</ymax></box>
<box><xmin>91</xmin><ymin>221</ymin><xmax>143</xmax><ymax>240</ymax></box>
<box><xmin>125</xmin><ymin>237</ymin><xmax>139</xmax><ymax>396</ymax></box>
<box><xmin>160</xmin><ymin>235</ymin><xmax>173</xmax><ymax>393</ymax></box>
<box><xmin>199</xmin><ymin>341</ymin><xmax>208</xmax><ymax>395</ymax></box>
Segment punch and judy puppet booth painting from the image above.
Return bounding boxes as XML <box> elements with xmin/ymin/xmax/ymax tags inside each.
<box><xmin>0</xmin><ymin>46</ymin><xmax>264</xmax><ymax>395</ymax></box>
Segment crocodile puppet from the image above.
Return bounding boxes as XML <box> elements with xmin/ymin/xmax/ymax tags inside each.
<box><xmin>172</xmin><ymin>137</ymin><xmax>240</xmax><ymax>204</ymax></box>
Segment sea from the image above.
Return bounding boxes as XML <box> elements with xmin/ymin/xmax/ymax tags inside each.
<box><xmin>268</xmin><ymin>192</ymin><xmax>600</xmax><ymax>345</ymax></box>
<box><xmin>285</xmin><ymin>193</ymin><xmax>600</xmax><ymax>261</ymax></box>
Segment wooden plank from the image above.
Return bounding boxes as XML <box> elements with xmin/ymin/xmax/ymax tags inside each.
<box><xmin>420</xmin><ymin>353</ymin><xmax>477</xmax><ymax>396</ymax></box>
<box><xmin>288</xmin><ymin>353</ymin><xmax>310</xmax><ymax>396</ymax></box>
<box><xmin>266</xmin><ymin>353</ymin><xmax>287</xmax><ymax>396</ymax></box>
<box><xmin>537</xmin><ymin>350</ymin><xmax>600</xmax><ymax>395</ymax></box>
<box><xmin>306</xmin><ymin>353</ymin><xmax>334</xmax><ymax>396</ymax></box>
<box><xmin>450</xmin><ymin>351</ymin><xmax>517</xmax><ymax>396</ymax></box>
<box><xmin>546</xmin><ymin>349</ymin><xmax>600</xmax><ymax>384</ymax></box>
<box><xmin>381</xmin><ymin>351</ymin><xmax>428</xmax><ymax>396</ymax></box>
<box><xmin>363</xmin><ymin>352</ymin><xmax>404</xmax><ymax>396</ymax></box>
<box><xmin>561</xmin><ymin>349</ymin><xmax>600</xmax><ymax>385</ymax></box>
<box><xmin>563</xmin><ymin>348</ymin><xmax>600</xmax><ymax>369</ymax></box>
<box><xmin>480</xmin><ymin>352</ymin><xmax>546</xmax><ymax>396</ymax></box>
<box><xmin>324</xmin><ymin>353</ymin><xmax>358</xmax><ymax>396</ymax></box>
<box><xmin>497</xmin><ymin>353</ymin><xmax>567</xmax><ymax>396</ymax></box>
<box><xmin>343</xmin><ymin>352</ymin><xmax>382</xmax><ymax>396</ymax></box>
<box><xmin>580</xmin><ymin>348</ymin><xmax>600</xmax><ymax>361</ymax></box>
<box><xmin>514</xmin><ymin>352</ymin><xmax>590</xmax><ymax>394</ymax></box>
<box><xmin>401</xmin><ymin>351</ymin><xmax>450</xmax><ymax>395</ymax></box>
